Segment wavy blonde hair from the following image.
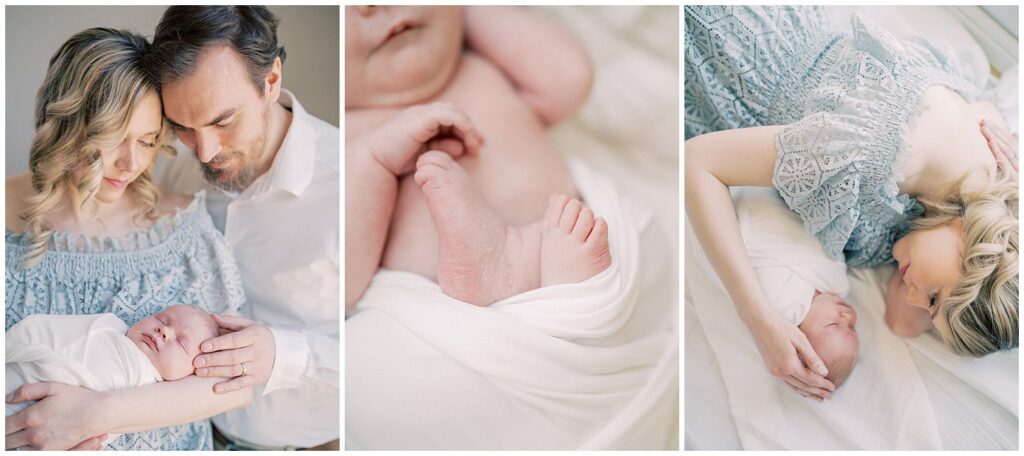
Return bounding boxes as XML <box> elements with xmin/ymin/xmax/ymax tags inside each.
<box><xmin>913</xmin><ymin>167</ymin><xmax>1019</xmax><ymax>357</ymax></box>
<box><xmin>21</xmin><ymin>28</ymin><xmax>175</xmax><ymax>269</ymax></box>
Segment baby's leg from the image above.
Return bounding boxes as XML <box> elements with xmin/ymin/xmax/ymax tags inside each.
<box><xmin>540</xmin><ymin>195</ymin><xmax>612</xmax><ymax>286</ymax></box>
<box><xmin>414</xmin><ymin>151</ymin><xmax>542</xmax><ymax>306</ymax></box>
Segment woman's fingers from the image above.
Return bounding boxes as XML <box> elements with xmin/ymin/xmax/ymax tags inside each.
<box><xmin>5</xmin><ymin>429</ymin><xmax>30</xmax><ymax>450</ymax></box>
<box><xmin>784</xmin><ymin>375</ymin><xmax>831</xmax><ymax>400</ymax></box>
<box><xmin>793</xmin><ymin>335</ymin><xmax>829</xmax><ymax>377</ymax></box>
<box><xmin>6</xmin><ymin>382</ymin><xmax>52</xmax><ymax>405</ymax></box>
<box><xmin>981</xmin><ymin>120</ymin><xmax>1019</xmax><ymax>173</ymax></box>
<box><xmin>69</xmin><ymin>434</ymin><xmax>107</xmax><ymax>451</ymax></box>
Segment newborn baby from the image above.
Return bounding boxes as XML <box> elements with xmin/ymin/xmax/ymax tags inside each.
<box><xmin>346</xmin><ymin>6</ymin><xmax>611</xmax><ymax>307</ymax></box>
<box><xmin>735</xmin><ymin>187</ymin><xmax>860</xmax><ymax>388</ymax></box>
<box><xmin>6</xmin><ymin>304</ymin><xmax>219</xmax><ymax>423</ymax></box>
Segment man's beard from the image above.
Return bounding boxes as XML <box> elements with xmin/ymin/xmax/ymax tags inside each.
<box><xmin>201</xmin><ymin>107</ymin><xmax>270</xmax><ymax>193</ymax></box>
<box><xmin>201</xmin><ymin>150</ymin><xmax>258</xmax><ymax>193</ymax></box>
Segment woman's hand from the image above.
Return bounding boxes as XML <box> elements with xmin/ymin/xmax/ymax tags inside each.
<box><xmin>980</xmin><ymin>118</ymin><xmax>1018</xmax><ymax>180</ymax></box>
<box><xmin>747</xmin><ymin>308</ymin><xmax>836</xmax><ymax>401</ymax></box>
<box><xmin>193</xmin><ymin>314</ymin><xmax>275</xmax><ymax>394</ymax></box>
<box><xmin>5</xmin><ymin>382</ymin><xmax>109</xmax><ymax>450</ymax></box>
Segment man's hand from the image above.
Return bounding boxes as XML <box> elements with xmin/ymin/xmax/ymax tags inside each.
<box><xmin>365</xmin><ymin>102</ymin><xmax>484</xmax><ymax>176</ymax></box>
<box><xmin>5</xmin><ymin>382</ymin><xmax>107</xmax><ymax>450</ymax></box>
<box><xmin>194</xmin><ymin>314</ymin><xmax>276</xmax><ymax>394</ymax></box>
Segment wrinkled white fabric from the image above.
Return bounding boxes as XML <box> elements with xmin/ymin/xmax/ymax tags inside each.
<box><xmin>5</xmin><ymin>314</ymin><xmax>162</xmax><ymax>446</ymax></box>
<box><xmin>347</xmin><ymin>160</ymin><xmax>676</xmax><ymax>450</ymax></box>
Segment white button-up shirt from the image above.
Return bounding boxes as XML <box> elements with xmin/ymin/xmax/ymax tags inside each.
<box><xmin>155</xmin><ymin>90</ymin><xmax>339</xmax><ymax>448</ymax></box>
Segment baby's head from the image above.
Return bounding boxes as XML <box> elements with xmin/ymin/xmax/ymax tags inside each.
<box><xmin>798</xmin><ymin>292</ymin><xmax>860</xmax><ymax>388</ymax></box>
<box><xmin>127</xmin><ymin>305</ymin><xmax>219</xmax><ymax>381</ymax></box>
<box><xmin>345</xmin><ymin>6</ymin><xmax>463</xmax><ymax>108</ymax></box>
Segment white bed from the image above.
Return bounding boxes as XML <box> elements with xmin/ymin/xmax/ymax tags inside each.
<box><xmin>346</xmin><ymin>6</ymin><xmax>679</xmax><ymax>450</ymax></box>
<box><xmin>684</xmin><ymin>6</ymin><xmax>1019</xmax><ymax>450</ymax></box>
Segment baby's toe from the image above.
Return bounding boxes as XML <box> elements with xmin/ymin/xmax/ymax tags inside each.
<box><xmin>588</xmin><ymin>217</ymin><xmax>608</xmax><ymax>246</ymax></box>
<box><xmin>558</xmin><ymin>198</ymin><xmax>584</xmax><ymax>234</ymax></box>
<box><xmin>572</xmin><ymin>207</ymin><xmax>595</xmax><ymax>241</ymax></box>
<box><xmin>545</xmin><ymin>194</ymin><xmax>570</xmax><ymax>231</ymax></box>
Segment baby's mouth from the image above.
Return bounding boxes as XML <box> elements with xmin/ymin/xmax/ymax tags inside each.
<box><xmin>142</xmin><ymin>333</ymin><xmax>159</xmax><ymax>351</ymax></box>
<box><xmin>378</xmin><ymin>19</ymin><xmax>420</xmax><ymax>49</ymax></box>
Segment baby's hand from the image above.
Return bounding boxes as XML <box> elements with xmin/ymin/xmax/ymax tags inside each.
<box><xmin>366</xmin><ymin>102</ymin><xmax>484</xmax><ymax>176</ymax></box>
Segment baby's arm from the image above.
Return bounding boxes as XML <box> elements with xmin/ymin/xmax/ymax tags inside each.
<box><xmin>345</xmin><ymin>104</ymin><xmax>483</xmax><ymax>308</ymax></box>
<box><xmin>463</xmin><ymin>6</ymin><xmax>592</xmax><ymax>126</ymax></box>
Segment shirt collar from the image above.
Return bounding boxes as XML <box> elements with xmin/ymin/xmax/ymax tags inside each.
<box><xmin>252</xmin><ymin>89</ymin><xmax>316</xmax><ymax>198</ymax></box>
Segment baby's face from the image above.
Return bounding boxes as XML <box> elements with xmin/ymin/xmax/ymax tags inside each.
<box><xmin>127</xmin><ymin>305</ymin><xmax>218</xmax><ymax>381</ymax></box>
<box><xmin>345</xmin><ymin>6</ymin><xmax>463</xmax><ymax>108</ymax></box>
<box><xmin>799</xmin><ymin>292</ymin><xmax>860</xmax><ymax>383</ymax></box>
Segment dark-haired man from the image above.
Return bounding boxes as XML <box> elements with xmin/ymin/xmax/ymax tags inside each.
<box><xmin>0</xmin><ymin>6</ymin><xmax>337</xmax><ymax>451</ymax></box>
<box><xmin>151</xmin><ymin>6</ymin><xmax>339</xmax><ymax>450</ymax></box>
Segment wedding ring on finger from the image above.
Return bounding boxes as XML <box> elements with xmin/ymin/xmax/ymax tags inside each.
<box><xmin>240</xmin><ymin>361</ymin><xmax>248</xmax><ymax>376</ymax></box>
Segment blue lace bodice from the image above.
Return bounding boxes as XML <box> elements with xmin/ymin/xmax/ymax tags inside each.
<box><xmin>685</xmin><ymin>6</ymin><xmax>979</xmax><ymax>267</ymax></box>
<box><xmin>5</xmin><ymin>191</ymin><xmax>246</xmax><ymax>450</ymax></box>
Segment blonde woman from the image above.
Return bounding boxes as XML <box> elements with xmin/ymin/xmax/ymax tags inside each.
<box><xmin>685</xmin><ymin>6</ymin><xmax>1017</xmax><ymax>401</ymax></box>
<box><xmin>5</xmin><ymin>28</ymin><xmax>247</xmax><ymax>450</ymax></box>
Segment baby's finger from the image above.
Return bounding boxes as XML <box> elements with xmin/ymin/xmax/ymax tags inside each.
<box><xmin>213</xmin><ymin>375</ymin><xmax>258</xmax><ymax>394</ymax></box>
<box><xmin>426</xmin><ymin>138</ymin><xmax>466</xmax><ymax>159</ymax></box>
<box><xmin>195</xmin><ymin>346</ymin><xmax>254</xmax><ymax>368</ymax></box>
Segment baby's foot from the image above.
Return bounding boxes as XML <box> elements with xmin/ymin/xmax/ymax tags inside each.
<box><xmin>540</xmin><ymin>194</ymin><xmax>612</xmax><ymax>287</ymax></box>
<box><xmin>414</xmin><ymin>151</ymin><xmax>540</xmax><ymax>306</ymax></box>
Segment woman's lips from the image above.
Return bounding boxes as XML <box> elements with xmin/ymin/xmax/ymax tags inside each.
<box><xmin>103</xmin><ymin>177</ymin><xmax>128</xmax><ymax>189</ymax></box>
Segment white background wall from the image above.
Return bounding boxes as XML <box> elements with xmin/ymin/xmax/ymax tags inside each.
<box><xmin>5</xmin><ymin>5</ymin><xmax>339</xmax><ymax>176</ymax></box>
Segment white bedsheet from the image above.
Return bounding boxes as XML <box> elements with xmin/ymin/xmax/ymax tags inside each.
<box><xmin>686</xmin><ymin>221</ymin><xmax>1018</xmax><ymax>450</ymax></box>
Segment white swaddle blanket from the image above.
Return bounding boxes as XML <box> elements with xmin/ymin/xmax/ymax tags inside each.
<box><xmin>736</xmin><ymin>188</ymin><xmax>850</xmax><ymax>324</ymax></box>
<box><xmin>686</xmin><ymin>187</ymin><xmax>942</xmax><ymax>450</ymax></box>
<box><xmin>6</xmin><ymin>313</ymin><xmax>162</xmax><ymax>446</ymax></box>
<box><xmin>347</xmin><ymin>159</ymin><xmax>676</xmax><ymax>450</ymax></box>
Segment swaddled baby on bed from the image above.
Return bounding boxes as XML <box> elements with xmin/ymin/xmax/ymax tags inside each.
<box><xmin>346</xmin><ymin>6</ymin><xmax>612</xmax><ymax>307</ymax></box>
<box><xmin>6</xmin><ymin>304</ymin><xmax>219</xmax><ymax>422</ymax></box>
<box><xmin>735</xmin><ymin>188</ymin><xmax>860</xmax><ymax>388</ymax></box>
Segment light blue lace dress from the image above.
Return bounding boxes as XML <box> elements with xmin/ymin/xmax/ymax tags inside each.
<box><xmin>684</xmin><ymin>5</ymin><xmax>979</xmax><ymax>267</ymax></box>
<box><xmin>5</xmin><ymin>191</ymin><xmax>245</xmax><ymax>450</ymax></box>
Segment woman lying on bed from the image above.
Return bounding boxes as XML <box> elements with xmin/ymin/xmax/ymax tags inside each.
<box><xmin>684</xmin><ymin>5</ymin><xmax>1018</xmax><ymax>401</ymax></box>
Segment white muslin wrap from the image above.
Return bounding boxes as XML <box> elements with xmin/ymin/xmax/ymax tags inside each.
<box><xmin>346</xmin><ymin>159</ymin><xmax>677</xmax><ymax>450</ymax></box>
<box><xmin>6</xmin><ymin>313</ymin><xmax>162</xmax><ymax>447</ymax></box>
